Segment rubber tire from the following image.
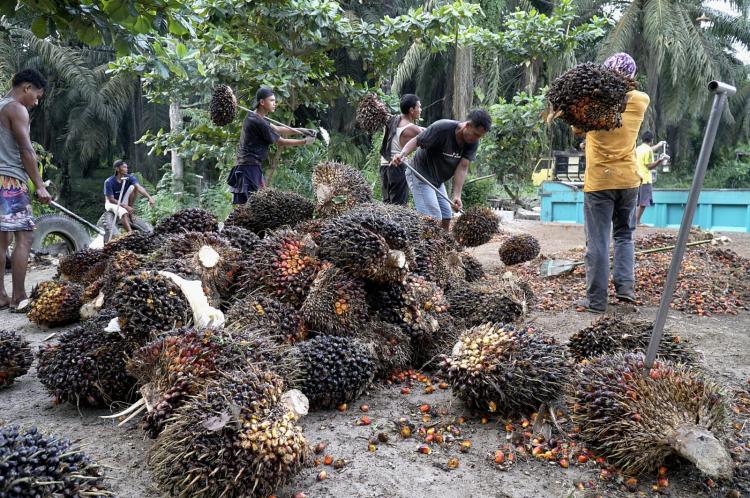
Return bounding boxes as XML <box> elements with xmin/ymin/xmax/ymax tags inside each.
<box><xmin>31</xmin><ymin>214</ymin><xmax>92</xmax><ymax>255</ymax></box>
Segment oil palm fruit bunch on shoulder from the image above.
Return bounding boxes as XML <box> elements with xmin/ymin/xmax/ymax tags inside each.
<box><xmin>498</xmin><ymin>233</ymin><xmax>541</xmax><ymax>266</ymax></box>
<box><xmin>294</xmin><ymin>335</ymin><xmax>376</xmax><ymax>410</ymax></box>
<box><xmin>150</xmin><ymin>367</ymin><xmax>307</xmax><ymax>498</ymax></box>
<box><xmin>568</xmin><ymin>353</ymin><xmax>732</xmax><ymax>479</ymax></box>
<box><xmin>224</xmin><ymin>188</ymin><xmax>314</xmax><ymax>235</ymax></box>
<box><xmin>0</xmin><ymin>425</ymin><xmax>109</xmax><ymax>498</ymax></box>
<box><xmin>568</xmin><ymin>315</ymin><xmax>699</xmax><ymax>365</ymax></box>
<box><xmin>452</xmin><ymin>207</ymin><xmax>499</xmax><ymax>247</ymax></box>
<box><xmin>442</xmin><ymin>323</ymin><xmax>570</xmax><ymax>414</ymax></box>
<box><xmin>0</xmin><ymin>330</ymin><xmax>33</xmax><ymax>389</ymax></box>
<box><xmin>225</xmin><ymin>293</ymin><xmax>307</xmax><ymax>344</ymax></box>
<box><xmin>57</xmin><ymin>248</ymin><xmax>108</xmax><ymax>284</ymax></box>
<box><xmin>445</xmin><ymin>282</ymin><xmax>524</xmax><ymax>327</ymax></box>
<box><xmin>154</xmin><ymin>207</ymin><xmax>218</xmax><ymax>235</ymax></box>
<box><xmin>300</xmin><ymin>263</ymin><xmax>369</xmax><ymax>335</ymax></box>
<box><xmin>209</xmin><ymin>84</ymin><xmax>237</xmax><ymax>126</ymax></box>
<box><xmin>219</xmin><ymin>225</ymin><xmax>261</xmax><ymax>256</ymax></box>
<box><xmin>27</xmin><ymin>280</ymin><xmax>84</xmax><ymax>327</ymax></box>
<box><xmin>113</xmin><ymin>271</ymin><xmax>191</xmax><ymax>344</ymax></box>
<box><xmin>239</xmin><ymin>229</ymin><xmax>321</xmax><ymax>308</ymax></box>
<box><xmin>547</xmin><ymin>62</ymin><xmax>637</xmax><ymax>132</ymax></box>
<box><xmin>460</xmin><ymin>252</ymin><xmax>485</xmax><ymax>282</ymax></box>
<box><xmin>311</xmin><ymin>161</ymin><xmax>373</xmax><ymax>218</ymax></box>
<box><xmin>318</xmin><ymin>215</ymin><xmax>410</xmax><ymax>284</ymax></box>
<box><xmin>356</xmin><ymin>92</ymin><xmax>390</xmax><ymax>133</ymax></box>
<box><xmin>37</xmin><ymin>312</ymin><xmax>136</xmax><ymax>407</ymax></box>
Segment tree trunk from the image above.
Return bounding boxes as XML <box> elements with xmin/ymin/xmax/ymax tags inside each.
<box><xmin>524</xmin><ymin>58</ymin><xmax>541</xmax><ymax>95</ymax></box>
<box><xmin>169</xmin><ymin>101</ymin><xmax>184</xmax><ymax>197</ymax></box>
<box><xmin>452</xmin><ymin>45</ymin><xmax>473</xmax><ymax>120</ymax></box>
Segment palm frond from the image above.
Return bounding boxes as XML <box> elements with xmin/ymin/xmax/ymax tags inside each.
<box><xmin>391</xmin><ymin>42</ymin><xmax>428</xmax><ymax>94</ymax></box>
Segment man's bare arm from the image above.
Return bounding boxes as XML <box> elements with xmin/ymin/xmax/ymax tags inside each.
<box><xmin>7</xmin><ymin>103</ymin><xmax>50</xmax><ymax>203</ymax></box>
<box><xmin>451</xmin><ymin>158</ymin><xmax>471</xmax><ymax>210</ymax></box>
<box><xmin>399</xmin><ymin>124</ymin><xmax>424</xmax><ymax>148</ymax></box>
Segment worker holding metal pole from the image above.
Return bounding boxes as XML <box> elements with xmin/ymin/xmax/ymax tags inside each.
<box><xmin>644</xmin><ymin>80</ymin><xmax>736</xmax><ymax>369</ymax></box>
<box><xmin>390</xmin><ymin>109</ymin><xmax>491</xmax><ymax>230</ymax></box>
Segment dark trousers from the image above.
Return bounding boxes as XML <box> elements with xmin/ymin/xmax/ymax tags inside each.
<box><xmin>583</xmin><ymin>188</ymin><xmax>638</xmax><ymax>309</ymax></box>
<box><xmin>379</xmin><ymin>164</ymin><xmax>409</xmax><ymax>205</ymax></box>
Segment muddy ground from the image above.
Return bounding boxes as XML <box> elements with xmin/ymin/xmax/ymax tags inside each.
<box><xmin>2</xmin><ymin>220</ymin><xmax>749</xmax><ymax>498</ymax></box>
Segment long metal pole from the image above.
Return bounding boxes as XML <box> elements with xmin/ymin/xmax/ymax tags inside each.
<box><xmin>50</xmin><ymin>201</ymin><xmax>106</xmax><ymax>235</ymax></box>
<box><xmin>644</xmin><ymin>81</ymin><xmax>736</xmax><ymax>369</ymax></box>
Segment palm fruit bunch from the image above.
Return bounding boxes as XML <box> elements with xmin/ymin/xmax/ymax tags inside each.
<box><xmin>452</xmin><ymin>207</ymin><xmax>499</xmax><ymax>247</ymax></box>
<box><xmin>300</xmin><ymin>264</ymin><xmax>368</xmax><ymax>335</ymax></box>
<box><xmin>442</xmin><ymin>323</ymin><xmax>570</xmax><ymax>414</ymax></box>
<box><xmin>311</xmin><ymin>161</ymin><xmax>373</xmax><ymax>218</ymax></box>
<box><xmin>412</xmin><ymin>237</ymin><xmax>464</xmax><ymax>288</ymax></box>
<box><xmin>209</xmin><ymin>84</ymin><xmax>237</xmax><ymax>126</ymax></box>
<box><xmin>411</xmin><ymin>313</ymin><xmax>463</xmax><ymax>370</ymax></box>
<box><xmin>154</xmin><ymin>207</ymin><xmax>218</xmax><ymax>236</ymax></box>
<box><xmin>130</xmin><ymin>327</ymin><xmax>288</xmax><ymax>437</ymax></box>
<box><xmin>568</xmin><ymin>315</ymin><xmax>699</xmax><ymax>365</ymax></box>
<box><xmin>498</xmin><ymin>233</ymin><xmax>541</xmax><ymax>266</ymax></box>
<box><xmin>356</xmin><ymin>92</ymin><xmax>390</xmax><ymax>133</ymax></box>
<box><xmin>239</xmin><ymin>229</ymin><xmax>321</xmax><ymax>307</ymax></box>
<box><xmin>86</xmin><ymin>249</ymin><xmax>147</xmax><ymax>304</ymax></box>
<box><xmin>113</xmin><ymin>271</ymin><xmax>191</xmax><ymax>343</ymax></box>
<box><xmin>225</xmin><ymin>294</ymin><xmax>307</xmax><ymax>344</ymax></box>
<box><xmin>294</xmin><ymin>335</ymin><xmax>376</xmax><ymax>409</ymax></box>
<box><xmin>103</xmin><ymin>230</ymin><xmax>161</xmax><ymax>255</ymax></box>
<box><xmin>0</xmin><ymin>425</ymin><xmax>109</xmax><ymax>497</ymax></box>
<box><xmin>27</xmin><ymin>280</ymin><xmax>84</xmax><ymax>327</ymax></box>
<box><xmin>318</xmin><ymin>215</ymin><xmax>410</xmax><ymax>284</ymax></box>
<box><xmin>366</xmin><ymin>275</ymin><xmax>447</xmax><ymax>341</ymax></box>
<box><xmin>151</xmin><ymin>231</ymin><xmax>242</xmax><ymax>300</ymax></box>
<box><xmin>568</xmin><ymin>353</ymin><xmax>732</xmax><ymax>479</ymax></box>
<box><xmin>0</xmin><ymin>330</ymin><xmax>33</xmax><ymax>389</ymax></box>
<box><xmin>547</xmin><ymin>62</ymin><xmax>637</xmax><ymax>132</ymax></box>
<box><xmin>224</xmin><ymin>188</ymin><xmax>314</xmax><ymax>235</ymax></box>
<box><xmin>356</xmin><ymin>320</ymin><xmax>412</xmax><ymax>379</ymax></box>
<box><xmin>293</xmin><ymin>218</ymin><xmax>326</xmax><ymax>243</ymax></box>
<box><xmin>37</xmin><ymin>312</ymin><xmax>136</xmax><ymax>406</ymax></box>
<box><xmin>219</xmin><ymin>225</ymin><xmax>261</xmax><ymax>256</ymax></box>
<box><xmin>150</xmin><ymin>367</ymin><xmax>307</xmax><ymax>498</ymax></box>
<box><xmin>445</xmin><ymin>282</ymin><xmax>523</xmax><ymax>327</ymax></box>
<box><xmin>460</xmin><ymin>253</ymin><xmax>485</xmax><ymax>282</ymax></box>
<box><xmin>57</xmin><ymin>248</ymin><xmax>108</xmax><ymax>284</ymax></box>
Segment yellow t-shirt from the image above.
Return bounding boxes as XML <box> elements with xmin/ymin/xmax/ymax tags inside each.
<box><xmin>583</xmin><ymin>90</ymin><xmax>650</xmax><ymax>192</ymax></box>
<box><xmin>636</xmin><ymin>143</ymin><xmax>654</xmax><ymax>184</ymax></box>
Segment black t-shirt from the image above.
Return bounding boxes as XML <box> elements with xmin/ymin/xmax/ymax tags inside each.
<box><xmin>412</xmin><ymin>119</ymin><xmax>478</xmax><ymax>186</ymax></box>
<box><xmin>236</xmin><ymin>112</ymin><xmax>280</xmax><ymax>167</ymax></box>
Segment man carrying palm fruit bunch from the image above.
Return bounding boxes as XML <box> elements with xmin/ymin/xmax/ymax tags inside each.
<box><xmin>575</xmin><ymin>53</ymin><xmax>650</xmax><ymax>313</ymax></box>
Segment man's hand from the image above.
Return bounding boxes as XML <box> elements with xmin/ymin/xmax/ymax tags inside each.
<box><xmin>35</xmin><ymin>186</ymin><xmax>51</xmax><ymax>205</ymax></box>
<box><xmin>148</xmin><ymin>197</ymin><xmax>156</xmax><ymax>208</ymax></box>
<box><xmin>304</xmin><ymin>135</ymin><xmax>316</xmax><ymax>145</ymax></box>
<box><xmin>452</xmin><ymin>195</ymin><xmax>463</xmax><ymax>211</ymax></box>
<box><xmin>390</xmin><ymin>153</ymin><xmax>403</xmax><ymax>166</ymax></box>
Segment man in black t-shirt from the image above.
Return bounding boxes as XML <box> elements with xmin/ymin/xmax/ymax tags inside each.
<box><xmin>229</xmin><ymin>87</ymin><xmax>316</xmax><ymax>205</ymax></box>
<box><xmin>391</xmin><ymin>109</ymin><xmax>491</xmax><ymax>229</ymax></box>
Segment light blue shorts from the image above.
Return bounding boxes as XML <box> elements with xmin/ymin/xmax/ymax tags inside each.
<box><xmin>404</xmin><ymin>167</ymin><xmax>452</xmax><ymax>221</ymax></box>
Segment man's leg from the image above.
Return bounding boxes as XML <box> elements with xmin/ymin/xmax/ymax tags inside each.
<box><xmin>379</xmin><ymin>165</ymin><xmax>391</xmax><ymax>203</ymax></box>
<box><xmin>10</xmin><ymin>230</ymin><xmax>32</xmax><ymax>307</ymax></box>
<box><xmin>0</xmin><ymin>232</ymin><xmax>9</xmax><ymax>307</ymax></box>
<box><xmin>389</xmin><ymin>165</ymin><xmax>409</xmax><ymax>206</ymax></box>
<box><xmin>612</xmin><ymin>187</ymin><xmax>638</xmax><ymax>301</ymax></box>
<box><xmin>437</xmin><ymin>183</ymin><xmax>453</xmax><ymax>231</ymax></box>
<box><xmin>583</xmin><ymin>190</ymin><xmax>615</xmax><ymax>311</ymax></box>
<box><xmin>405</xmin><ymin>168</ymin><xmax>442</xmax><ymax>221</ymax></box>
<box><xmin>636</xmin><ymin>205</ymin><xmax>646</xmax><ymax>225</ymax></box>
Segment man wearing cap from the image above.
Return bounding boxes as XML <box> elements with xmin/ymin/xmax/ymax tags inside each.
<box><xmin>229</xmin><ymin>87</ymin><xmax>316</xmax><ymax>205</ymax></box>
<box><xmin>577</xmin><ymin>53</ymin><xmax>650</xmax><ymax>313</ymax></box>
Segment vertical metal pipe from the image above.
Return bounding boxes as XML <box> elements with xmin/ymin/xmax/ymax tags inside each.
<box><xmin>644</xmin><ymin>81</ymin><xmax>736</xmax><ymax>369</ymax></box>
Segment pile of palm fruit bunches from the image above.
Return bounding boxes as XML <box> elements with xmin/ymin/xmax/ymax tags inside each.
<box><xmin>11</xmin><ymin>162</ymin><xmax>738</xmax><ymax>496</ymax></box>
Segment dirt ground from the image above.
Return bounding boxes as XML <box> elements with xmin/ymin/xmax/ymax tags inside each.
<box><xmin>2</xmin><ymin>221</ymin><xmax>749</xmax><ymax>498</ymax></box>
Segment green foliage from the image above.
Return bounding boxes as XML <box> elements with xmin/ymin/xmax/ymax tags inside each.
<box><xmin>461</xmin><ymin>177</ymin><xmax>496</xmax><ymax>208</ymax></box>
<box><xmin>474</xmin><ymin>91</ymin><xmax>548</xmax><ymax>195</ymax></box>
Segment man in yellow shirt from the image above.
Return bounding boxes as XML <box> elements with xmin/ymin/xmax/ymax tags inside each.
<box><xmin>635</xmin><ymin>131</ymin><xmax>666</xmax><ymax>225</ymax></box>
<box><xmin>578</xmin><ymin>53</ymin><xmax>649</xmax><ymax>313</ymax></box>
